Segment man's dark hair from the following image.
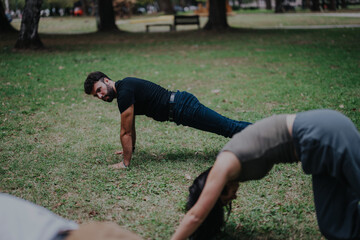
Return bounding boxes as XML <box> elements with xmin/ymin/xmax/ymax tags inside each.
<box><xmin>84</xmin><ymin>71</ymin><xmax>111</xmax><ymax>94</ymax></box>
<box><xmin>186</xmin><ymin>167</ymin><xmax>232</xmax><ymax>240</ymax></box>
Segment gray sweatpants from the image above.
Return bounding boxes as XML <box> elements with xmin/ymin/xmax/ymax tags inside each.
<box><xmin>293</xmin><ymin>109</ymin><xmax>360</xmax><ymax>240</ymax></box>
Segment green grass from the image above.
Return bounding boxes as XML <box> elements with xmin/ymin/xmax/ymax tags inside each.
<box><xmin>1</xmin><ymin>15</ymin><xmax>360</xmax><ymax>239</ymax></box>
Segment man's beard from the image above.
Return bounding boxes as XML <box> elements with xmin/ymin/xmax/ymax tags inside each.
<box><xmin>104</xmin><ymin>84</ymin><xmax>116</xmax><ymax>102</ymax></box>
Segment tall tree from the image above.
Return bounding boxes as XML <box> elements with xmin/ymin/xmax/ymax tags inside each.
<box><xmin>311</xmin><ymin>0</ymin><xmax>320</xmax><ymax>11</ymax></box>
<box><xmin>1</xmin><ymin>0</ymin><xmax>17</xmax><ymax>33</ymax></box>
<box><xmin>265</xmin><ymin>0</ymin><xmax>272</xmax><ymax>10</ymax></box>
<box><xmin>158</xmin><ymin>0</ymin><xmax>175</xmax><ymax>14</ymax></box>
<box><xmin>97</xmin><ymin>0</ymin><xmax>118</xmax><ymax>31</ymax></box>
<box><xmin>204</xmin><ymin>0</ymin><xmax>228</xmax><ymax>30</ymax></box>
<box><xmin>328</xmin><ymin>0</ymin><xmax>336</xmax><ymax>10</ymax></box>
<box><xmin>301</xmin><ymin>0</ymin><xmax>310</xmax><ymax>9</ymax></box>
<box><xmin>275</xmin><ymin>0</ymin><xmax>284</xmax><ymax>13</ymax></box>
<box><xmin>340</xmin><ymin>0</ymin><xmax>346</xmax><ymax>9</ymax></box>
<box><xmin>14</xmin><ymin>0</ymin><xmax>43</xmax><ymax>49</ymax></box>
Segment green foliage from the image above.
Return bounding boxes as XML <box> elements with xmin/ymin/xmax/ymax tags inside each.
<box><xmin>1</xmin><ymin>15</ymin><xmax>359</xmax><ymax>239</ymax></box>
<box><xmin>7</xmin><ymin>0</ymin><xmax>25</xmax><ymax>10</ymax></box>
<box><xmin>42</xmin><ymin>0</ymin><xmax>76</xmax><ymax>8</ymax></box>
<box><xmin>136</xmin><ymin>0</ymin><xmax>156</xmax><ymax>6</ymax></box>
<box><xmin>7</xmin><ymin>0</ymin><xmax>82</xmax><ymax>10</ymax></box>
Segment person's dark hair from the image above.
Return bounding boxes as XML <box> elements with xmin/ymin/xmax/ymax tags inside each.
<box><xmin>186</xmin><ymin>167</ymin><xmax>232</xmax><ymax>240</ymax></box>
<box><xmin>84</xmin><ymin>71</ymin><xmax>111</xmax><ymax>94</ymax></box>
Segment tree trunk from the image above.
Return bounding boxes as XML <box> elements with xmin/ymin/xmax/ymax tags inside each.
<box><xmin>97</xmin><ymin>0</ymin><xmax>118</xmax><ymax>32</ymax></box>
<box><xmin>14</xmin><ymin>0</ymin><xmax>43</xmax><ymax>49</ymax></box>
<box><xmin>1</xmin><ymin>0</ymin><xmax>17</xmax><ymax>33</ymax></box>
<box><xmin>340</xmin><ymin>0</ymin><xmax>346</xmax><ymax>9</ymax></box>
<box><xmin>302</xmin><ymin>0</ymin><xmax>311</xmax><ymax>9</ymax></box>
<box><xmin>328</xmin><ymin>0</ymin><xmax>336</xmax><ymax>10</ymax></box>
<box><xmin>204</xmin><ymin>0</ymin><xmax>229</xmax><ymax>30</ymax></box>
<box><xmin>311</xmin><ymin>0</ymin><xmax>320</xmax><ymax>11</ymax></box>
<box><xmin>265</xmin><ymin>0</ymin><xmax>272</xmax><ymax>10</ymax></box>
<box><xmin>158</xmin><ymin>0</ymin><xmax>175</xmax><ymax>14</ymax></box>
<box><xmin>275</xmin><ymin>0</ymin><xmax>284</xmax><ymax>13</ymax></box>
<box><xmin>81</xmin><ymin>0</ymin><xmax>90</xmax><ymax>16</ymax></box>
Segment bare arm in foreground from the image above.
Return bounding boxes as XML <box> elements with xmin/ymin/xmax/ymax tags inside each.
<box><xmin>171</xmin><ymin>151</ymin><xmax>241</xmax><ymax>240</ymax></box>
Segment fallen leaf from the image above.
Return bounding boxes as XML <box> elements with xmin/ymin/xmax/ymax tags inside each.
<box><xmin>58</xmin><ymin>66</ymin><xmax>64</xmax><ymax>70</ymax></box>
<box><xmin>211</xmin><ymin>89</ymin><xmax>221</xmax><ymax>94</ymax></box>
<box><xmin>53</xmin><ymin>202</ymin><xmax>63</xmax><ymax>209</ymax></box>
<box><xmin>89</xmin><ymin>210</ymin><xmax>98</xmax><ymax>217</ymax></box>
<box><xmin>339</xmin><ymin>104</ymin><xmax>344</xmax><ymax>109</ymax></box>
<box><xmin>185</xmin><ymin>174</ymin><xmax>192</xmax><ymax>180</ymax></box>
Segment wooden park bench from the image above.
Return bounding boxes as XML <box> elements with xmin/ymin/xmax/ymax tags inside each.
<box><xmin>146</xmin><ymin>15</ymin><xmax>200</xmax><ymax>32</ymax></box>
<box><xmin>173</xmin><ymin>15</ymin><xmax>200</xmax><ymax>31</ymax></box>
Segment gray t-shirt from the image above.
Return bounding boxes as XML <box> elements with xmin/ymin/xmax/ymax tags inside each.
<box><xmin>221</xmin><ymin>114</ymin><xmax>298</xmax><ymax>182</ymax></box>
<box><xmin>0</xmin><ymin>193</ymin><xmax>78</xmax><ymax>240</ymax></box>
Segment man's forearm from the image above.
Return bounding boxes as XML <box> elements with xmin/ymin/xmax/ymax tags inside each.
<box><xmin>120</xmin><ymin>133</ymin><xmax>133</xmax><ymax>166</ymax></box>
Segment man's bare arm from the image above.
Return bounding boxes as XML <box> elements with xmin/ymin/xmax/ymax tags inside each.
<box><xmin>119</xmin><ymin>104</ymin><xmax>135</xmax><ymax>167</ymax></box>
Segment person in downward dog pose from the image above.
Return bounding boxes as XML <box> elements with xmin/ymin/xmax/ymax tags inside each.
<box><xmin>172</xmin><ymin>109</ymin><xmax>360</xmax><ymax>240</ymax></box>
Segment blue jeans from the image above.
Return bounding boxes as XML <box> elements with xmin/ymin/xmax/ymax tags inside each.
<box><xmin>172</xmin><ymin>91</ymin><xmax>251</xmax><ymax>138</ymax></box>
<box><xmin>293</xmin><ymin>110</ymin><xmax>360</xmax><ymax>240</ymax></box>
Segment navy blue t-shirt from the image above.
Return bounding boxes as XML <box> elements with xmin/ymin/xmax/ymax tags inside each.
<box><xmin>115</xmin><ymin>77</ymin><xmax>172</xmax><ymax>121</ymax></box>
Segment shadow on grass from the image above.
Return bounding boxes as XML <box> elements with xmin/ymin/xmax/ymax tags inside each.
<box><xmin>3</xmin><ymin>27</ymin><xmax>351</xmax><ymax>53</ymax></box>
<box><xmin>218</xmin><ymin>219</ymin><xmax>308</xmax><ymax>240</ymax></box>
<box><xmin>133</xmin><ymin>147</ymin><xmax>219</xmax><ymax>165</ymax></box>
<box><xmin>219</xmin><ymin>231</ymin><xmax>278</xmax><ymax>240</ymax></box>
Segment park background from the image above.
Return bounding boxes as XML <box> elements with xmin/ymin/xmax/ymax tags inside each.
<box><xmin>1</xmin><ymin>0</ymin><xmax>360</xmax><ymax>239</ymax></box>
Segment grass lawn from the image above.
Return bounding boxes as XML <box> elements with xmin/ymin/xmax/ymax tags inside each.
<box><xmin>1</xmin><ymin>14</ymin><xmax>360</xmax><ymax>239</ymax></box>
